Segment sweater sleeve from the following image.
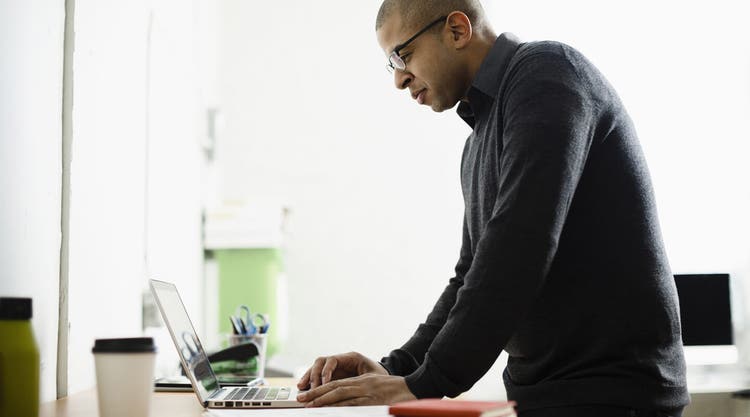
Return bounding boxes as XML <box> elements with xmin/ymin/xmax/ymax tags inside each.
<box><xmin>404</xmin><ymin>46</ymin><xmax>597</xmax><ymax>398</ymax></box>
<box><xmin>380</xmin><ymin>215</ymin><xmax>474</xmax><ymax>376</ymax></box>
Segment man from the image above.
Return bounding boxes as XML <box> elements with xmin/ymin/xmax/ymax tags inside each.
<box><xmin>296</xmin><ymin>1</ymin><xmax>689</xmax><ymax>415</ymax></box>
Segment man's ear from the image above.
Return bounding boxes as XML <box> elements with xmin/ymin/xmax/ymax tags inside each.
<box><xmin>446</xmin><ymin>11</ymin><xmax>472</xmax><ymax>49</ymax></box>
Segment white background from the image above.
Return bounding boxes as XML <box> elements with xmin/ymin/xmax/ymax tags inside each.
<box><xmin>1</xmin><ymin>0</ymin><xmax>749</xmax><ymax>401</ymax></box>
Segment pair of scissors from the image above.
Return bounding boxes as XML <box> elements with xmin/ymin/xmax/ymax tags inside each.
<box><xmin>234</xmin><ymin>305</ymin><xmax>271</xmax><ymax>336</ymax></box>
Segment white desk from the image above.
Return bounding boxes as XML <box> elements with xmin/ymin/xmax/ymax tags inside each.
<box><xmin>40</xmin><ymin>379</ymin><xmax>391</xmax><ymax>417</ymax></box>
<box><xmin>684</xmin><ymin>366</ymin><xmax>750</xmax><ymax>417</ymax></box>
<box><xmin>41</xmin><ymin>374</ymin><xmax>750</xmax><ymax>417</ymax></box>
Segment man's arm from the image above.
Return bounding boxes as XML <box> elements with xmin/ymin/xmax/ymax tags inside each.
<box><xmin>380</xmin><ymin>215</ymin><xmax>474</xmax><ymax>376</ymax></box>
<box><xmin>403</xmin><ymin>45</ymin><xmax>598</xmax><ymax>398</ymax></box>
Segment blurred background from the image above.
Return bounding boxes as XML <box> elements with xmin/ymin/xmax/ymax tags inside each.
<box><xmin>2</xmin><ymin>0</ymin><xmax>749</xmax><ymax>408</ymax></box>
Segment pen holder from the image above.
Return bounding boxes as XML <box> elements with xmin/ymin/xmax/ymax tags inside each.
<box><xmin>220</xmin><ymin>333</ymin><xmax>267</xmax><ymax>379</ymax></box>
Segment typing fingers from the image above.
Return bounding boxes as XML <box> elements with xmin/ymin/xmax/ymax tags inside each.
<box><xmin>321</xmin><ymin>357</ymin><xmax>338</xmax><ymax>385</ymax></box>
<box><xmin>308</xmin><ymin>356</ymin><xmax>327</xmax><ymax>389</ymax></box>
<box><xmin>299</xmin><ymin>381</ymin><xmax>364</xmax><ymax>408</ymax></box>
<box><xmin>297</xmin><ymin>368</ymin><xmax>311</xmax><ymax>390</ymax></box>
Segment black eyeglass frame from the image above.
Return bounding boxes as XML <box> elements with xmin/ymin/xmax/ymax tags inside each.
<box><xmin>387</xmin><ymin>15</ymin><xmax>448</xmax><ymax>73</ymax></box>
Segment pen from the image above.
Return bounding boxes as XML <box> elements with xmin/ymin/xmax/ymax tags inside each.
<box><xmin>229</xmin><ymin>316</ymin><xmax>241</xmax><ymax>335</ymax></box>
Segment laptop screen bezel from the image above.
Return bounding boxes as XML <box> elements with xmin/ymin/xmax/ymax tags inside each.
<box><xmin>149</xmin><ymin>279</ymin><xmax>221</xmax><ymax>406</ymax></box>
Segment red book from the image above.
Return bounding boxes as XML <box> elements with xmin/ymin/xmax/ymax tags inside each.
<box><xmin>389</xmin><ymin>399</ymin><xmax>516</xmax><ymax>417</ymax></box>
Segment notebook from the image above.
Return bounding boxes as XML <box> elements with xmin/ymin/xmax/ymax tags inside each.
<box><xmin>389</xmin><ymin>399</ymin><xmax>516</xmax><ymax>417</ymax></box>
<box><xmin>149</xmin><ymin>279</ymin><xmax>304</xmax><ymax>409</ymax></box>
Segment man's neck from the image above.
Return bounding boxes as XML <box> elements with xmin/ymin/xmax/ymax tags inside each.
<box><xmin>462</xmin><ymin>30</ymin><xmax>498</xmax><ymax>102</ymax></box>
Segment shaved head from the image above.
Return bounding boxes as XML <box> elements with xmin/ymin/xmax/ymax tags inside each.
<box><xmin>375</xmin><ymin>0</ymin><xmax>497</xmax><ymax>112</ymax></box>
<box><xmin>376</xmin><ymin>0</ymin><xmax>489</xmax><ymax>33</ymax></box>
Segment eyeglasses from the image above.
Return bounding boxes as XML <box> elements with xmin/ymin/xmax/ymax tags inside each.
<box><xmin>386</xmin><ymin>16</ymin><xmax>447</xmax><ymax>74</ymax></box>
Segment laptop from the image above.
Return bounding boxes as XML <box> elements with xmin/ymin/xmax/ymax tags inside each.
<box><xmin>149</xmin><ymin>279</ymin><xmax>304</xmax><ymax>409</ymax></box>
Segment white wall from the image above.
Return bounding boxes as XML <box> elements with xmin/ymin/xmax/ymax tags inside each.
<box><xmin>0</xmin><ymin>0</ymin><xmax>65</xmax><ymax>402</ymax></box>
<box><xmin>213</xmin><ymin>0</ymin><xmax>750</xmax><ymax>399</ymax></box>
<box><xmin>143</xmin><ymin>0</ymin><xmax>208</xmax><ymax>378</ymax></box>
<box><xmin>2</xmin><ymin>0</ymin><xmax>213</xmax><ymax>399</ymax></box>
<box><xmin>66</xmin><ymin>0</ymin><xmax>149</xmax><ymax>394</ymax></box>
<box><xmin>66</xmin><ymin>0</ymin><xmax>206</xmax><ymax>393</ymax></box>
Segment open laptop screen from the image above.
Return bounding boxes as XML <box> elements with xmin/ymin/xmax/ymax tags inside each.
<box><xmin>150</xmin><ymin>279</ymin><xmax>219</xmax><ymax>402</ymax></box>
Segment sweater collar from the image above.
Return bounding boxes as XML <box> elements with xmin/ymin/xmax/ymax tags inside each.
<box><xmin>457</xmin><ymin>32</ymin><xmax>522</xmax><ymax>127</ymax></box>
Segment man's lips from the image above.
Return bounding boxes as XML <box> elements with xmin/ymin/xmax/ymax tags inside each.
<box><xmin>412</xmin><ymin>89</ymin><xmax>426</xmax><ymax>104</ymax></box>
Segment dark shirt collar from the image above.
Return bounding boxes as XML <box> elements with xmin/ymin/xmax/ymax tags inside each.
<box><xmin>457</xmin><ymin>32</ymin><xmax>522</xmax><ymax>128</ymax></box>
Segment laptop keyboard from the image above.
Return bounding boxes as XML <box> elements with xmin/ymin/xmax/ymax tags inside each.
<box><xmin>225</xmin><ymin>386</ymin><xmax>291</xmax><ymax>401</ymax></box>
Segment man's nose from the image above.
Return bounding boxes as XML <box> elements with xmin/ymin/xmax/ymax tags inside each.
<box><xmin>394</xmin><ymin>69</ymin><xmax>413</xmax><ymax>90</ymax></box>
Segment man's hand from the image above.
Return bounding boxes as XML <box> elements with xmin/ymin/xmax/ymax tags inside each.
<box><xmin>296</xmin><ymin>374</ymin><xmax>416</xmax><ymax>407</ymax></box>
<box><xmin>297</xmin><ymin>352</ymin><xmax>388</xmax><ymax>390</ymax></box>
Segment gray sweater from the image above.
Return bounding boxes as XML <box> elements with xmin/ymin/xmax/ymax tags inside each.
<box><xmin>381</xmin><ymin>33</ymin><xmax>689</xmax><ymax>412</ymax></box>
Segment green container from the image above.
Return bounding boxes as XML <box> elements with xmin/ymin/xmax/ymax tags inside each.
<box><xmin>0</xmin><ymin>297</ymin><xmax>39</xmax><ymax>417</ymax></box>
<box><xmin>216</xmin><ymin>248</ymin><xmax>281</xmax><ymax>359</ymax></box>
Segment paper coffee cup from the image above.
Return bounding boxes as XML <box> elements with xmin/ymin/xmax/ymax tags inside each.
<box><xmin>92</xmin><ymin>337</ymin><xmax>157</xmax><ymax>417</ymax></box>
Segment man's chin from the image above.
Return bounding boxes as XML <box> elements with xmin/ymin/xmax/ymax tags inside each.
<box><xmin>428</xmin><ymin>99</ymin><xmax>446</xmax><ymax>112</ymax></box>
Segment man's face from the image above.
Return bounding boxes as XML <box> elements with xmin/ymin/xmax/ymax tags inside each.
<box><xmin>377</xmin><ymin>15</ymin><xmax>465</xmax><ymax>113</ymax></box>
